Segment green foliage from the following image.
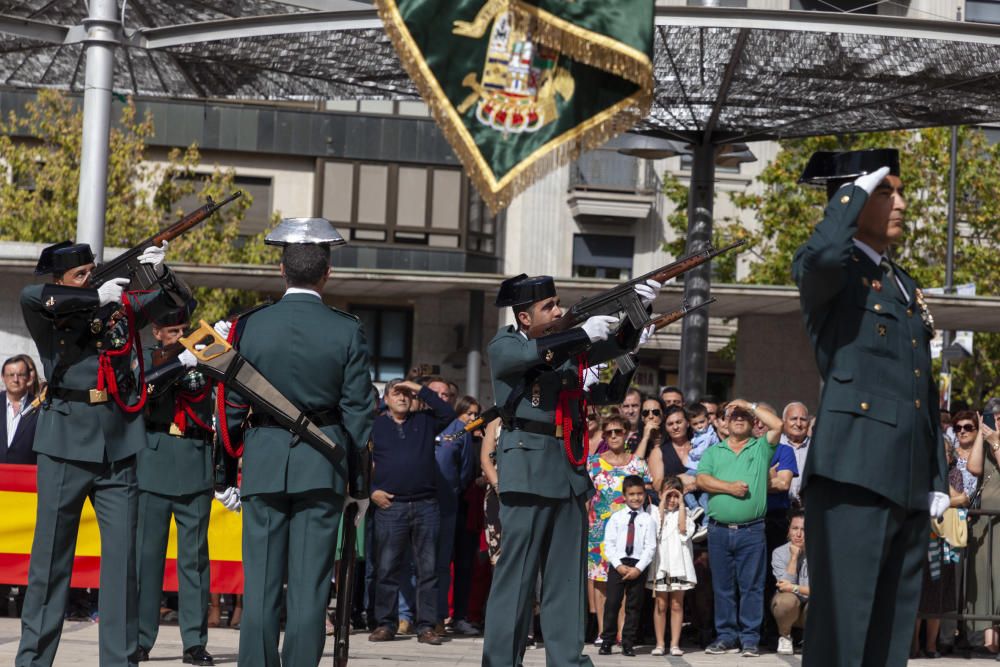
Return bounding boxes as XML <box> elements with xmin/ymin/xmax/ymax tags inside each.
<box><xmin>0</xmin><ymin>89</ymin><xmax>278</xmax><ymax>322</ymax></box>
<box><xmin>722</xmin><ymin>128</ymin><xmax>1000</xmax><ymax>406</ymax></box>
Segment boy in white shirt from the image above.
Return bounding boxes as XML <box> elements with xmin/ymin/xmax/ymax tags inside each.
<box><xmin>599</xmin><ymin>475</ymin><xmax>657</xmax><ymax>657</ymax></box>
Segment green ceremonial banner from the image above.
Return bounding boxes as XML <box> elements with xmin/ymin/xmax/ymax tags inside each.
<box><xmin>375</xmin><ymin>0</ymin><xmax>654</xmax><ymax>212</ymax></box>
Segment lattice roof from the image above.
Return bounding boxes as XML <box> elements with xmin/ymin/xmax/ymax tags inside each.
<box><xmin>3</xmin><ymin>3</ymin><xmax>1000</xmax><ymax>140</ymax></box>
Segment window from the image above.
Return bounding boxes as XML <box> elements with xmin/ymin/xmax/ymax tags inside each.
<box><xmin>968</xmin><ymin>0</ymin><xmax>1000</xmax><ymax>24</ymax></box>
<box><xmin>353</xmin><ymin>306</ymin><xmax>413</xmax><ymax>382</ymax></box>
<box><xmin>789</xmin><ymin>0</ymin><xmax>877</xmax><ymax>12</ymax></box>
<box><xmin>320</xmin><ymin>160</ymin><xmax>496</xmax><ymax>253</ymax></box>
<box><xmin>680</xmin><ymin>153</ymin><xmax>741</xmax><ymax>174</ymax></box>
<box><xmin>572</xmin><ymin>234</ymin><xmax>634</xmax><ymax>280</ymax></box>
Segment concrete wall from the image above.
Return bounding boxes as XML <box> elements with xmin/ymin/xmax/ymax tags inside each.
<box><xmin>732</xmin><ymin>312</ymin><xmax>822</xmax><ymax>414</ymax></box>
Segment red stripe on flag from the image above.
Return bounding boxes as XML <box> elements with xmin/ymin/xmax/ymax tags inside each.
<box><xmin>0</xmin><ymin>464</ymin><xmax>37</xmax><ymax>493</ymax></box>
<box><xmin>0</xmin><ymin>553</ymin><xmax>244</xmax><ymax>593</ymax></box>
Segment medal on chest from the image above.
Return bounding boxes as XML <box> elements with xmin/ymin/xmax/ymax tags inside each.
<box><xmin>915</xmin><ymin>288</ymin><xmax>935</xmax><ymax>334</ymax></box>
<box><xmin>530</xmin><ymin>382</ymin><xmax>541</xmax><ymax>407</ymax></box>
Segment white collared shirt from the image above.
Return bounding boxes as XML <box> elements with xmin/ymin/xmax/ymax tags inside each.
<box><xmin>603</xmin><ymin>506</ymin><xmax>657</xmax><ymax>572</ymax></box>
<box><xmin>781</xmin><ymin>434</ymin><xmax>811</xmax><ymax>504</ymax></box>
<box><xmin>6</xmin><ymin>394</ymin><xmax>26</xmax><ymax>447</ymax></box>
<box><xmin>283</xmin><ymin>287</ymin><xmax>322</xmax><ymax>299</ymax></box>
<box><xmin>852</xmin><ymin>238</ymin><xmax>906</xmax><ymax>297</ymax></box>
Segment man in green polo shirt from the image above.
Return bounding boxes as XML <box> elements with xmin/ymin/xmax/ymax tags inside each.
<box><xmin>696</xmin><ymin>399</ymin><xmax>782</xmax><ymax>657</ymax></box>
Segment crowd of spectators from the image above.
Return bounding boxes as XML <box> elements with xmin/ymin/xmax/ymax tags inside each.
<box><xmin>2</xmin><ymin>350</ymin><xmax>1000</xmax><ymax>660</ymax></box>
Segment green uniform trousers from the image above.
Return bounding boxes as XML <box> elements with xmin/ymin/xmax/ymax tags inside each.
<box><xmin>16</xmin><ymin>454</ymin><xmax>138</xmax><ymax>667</ymax></box>
<box><xmin>482</xmin><ymin>492</ymin><xmax>593</xmax><ymax>667</ymax></box>
<box><xmin>136</xmin><ymin>490</ymin><xmax>211</xmax><ymax>652</ymax></box>
<box><xmin>238</xmin><ymin>490</ymin><xmax>343</xmax><ymax>667</ymax></box>
<box><xmin>803</xmin><ymin>476</ymin><xmax>925</xmax><ymax>667</ymax></box>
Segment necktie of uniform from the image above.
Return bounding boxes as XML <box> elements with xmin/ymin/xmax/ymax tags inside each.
<box><xmin>626</xmin><ymin>511</ymin><xmax>637</xmax><ymax>556</ymax></box>
<box><xmin>879</xmin><ymin>257</ymin><xmax>904</xmax><ymax>302</ymax></box>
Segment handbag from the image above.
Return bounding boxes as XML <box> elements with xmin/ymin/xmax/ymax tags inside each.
<box><xmin>931</xmin><ymin>507</ymin><xmax>968</xmax><ymax>548</ymax></box>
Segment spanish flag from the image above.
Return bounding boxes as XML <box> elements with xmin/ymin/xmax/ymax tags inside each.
<box><xmin>0</xmin><ymin>464</ymin><xmax>244</xmax><ymax>592</ymax></box>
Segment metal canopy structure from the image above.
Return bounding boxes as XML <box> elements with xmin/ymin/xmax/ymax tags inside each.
<box><xmin>2</xmin><ymin>2</ymin><xmax>1000</xmax><ymax>398</ymax></box>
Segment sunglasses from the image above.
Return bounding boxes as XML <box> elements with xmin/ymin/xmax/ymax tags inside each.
<box><xmin>641</xmin><ymin>409</ymin><xmax>662</xmax><ymax>417</ymax></box>
<box><xmin>587</xmin><ymin>414</ymin><xmax>599</xmax><ymax>421</ymax></box>
<box><xmin>955</xmin><ymin>423</ymin><xmax>978</xmax><ymax>433</ymax></box>
<box><xmin>603</xmin><ymin>428</ymin><xmax>625</xmax><ymax>436</ymax></box>
<box><xmin>728</xmin><ymin>411</ymin><xmax>752</xmax><ymax>421</ymax></box>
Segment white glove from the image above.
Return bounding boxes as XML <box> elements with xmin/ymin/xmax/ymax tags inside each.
<box><xmin>638</xmin><ymin>323</ymin><xmax>656</xmax><ymax>347</ymax></box>
<box><xmin>97</xmin><ymin>277</ymin><xmax>130</xmax><ymax>306</ymax></box>
<box><xmin>634</xmin><ymin>279</ymin><xmax>663</xmax><ymax>308</ymax></box>
<box><xmin>138</xmin><ymin>241</ymin><xmax>167</xmax><ymax>277</ymax></box>
<box><xmin>582</xmin><ymin>363</ymin><xmax>608</xmax><ymax>391</ymax></box>
<box><xmin>852</xmin><ymin>166</ymin><xmax>890</xmax><ymax>196</ymax></box>
<box><xmin>214</xmin><ymin>486</ymin><xmax>241</xmax><ymax>513</ymax></box>
<box><xmin>178</xmin><ymin>349</ymin><xmax>197</xmax><ymax>368</ymax></box>
<box><xmin>581</xmin><ymin>315</ymin><xmax>619</xmax><ymax>343</ymax></box>
<box><xmin>344</xmin><ymin>496</ymin><xmax>370</xmax><ymax>527</ymax></box>
<box><xmin>928</xmin><ymin>491</ymin><xmax>950</xmax><ymax>519</ymax></box>
<box><xmin>213</xmin><ymin>319</ymin><xmax>232</xmax><ymax>340</ymax></box>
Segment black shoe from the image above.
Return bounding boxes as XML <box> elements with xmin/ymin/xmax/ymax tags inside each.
<box><xmin>598</xmin><ymin>643</ymin><xmax>613</xmax><ymax>655</ymax></box>
<box><xmin>705</xmin><ymin>639</ymin><xmax>740</xmax><ymax>655</ymax></box>
<box><xmin>622</xmin><ymin>645</ymin><xmax>636</xmax><ymax>657</ymax></box>
<box><xmin>131</xmin><ymin>647</ymin><xmax>150</xmax><ymax>662</ymax></box>
<box><xmin>183</xmin><ymin>646</ymin><xmax>214</xmax><ymax>666</ymax></box>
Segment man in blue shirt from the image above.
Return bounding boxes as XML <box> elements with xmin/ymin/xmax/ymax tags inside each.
<box><xmin>763</xmin><ymin>432</ymin><xmax>799</xmax><ymax>650</ymax></box>
<box><xmin>369</xmin><ymin>379</ymin><xmax>456</xmax><ymax>645</ymax></box>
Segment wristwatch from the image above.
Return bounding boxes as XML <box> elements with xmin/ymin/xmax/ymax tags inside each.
<box><xmin>792</xmin><ymin>585</ymin><xmax>800</xmax><ymax>595</ymax></box>
<box><xmin>750</xmin><ymin>402</ymin><xmax>759</xmax><ymax>412</ymax></box>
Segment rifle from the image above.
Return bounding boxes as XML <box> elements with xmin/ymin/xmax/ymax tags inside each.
<box><xmin>90</xmin><ymin>191</ymin><xmax>243</xmax><ymax>290</ymax></box>
<box><xmin>334</xmin><ymin>447</ymin><xmax>370</xmax><ymax>667</ymax></box>
<box><xmin>463</xmin><ymin>298</ymin><xmax>720</xmax><ymax>434</ymax></box>
<box><xmin>614</xmin><ymin>298</ymin><xmax>717</xmax><ymax>373</ymax></box>
<box><xmin>526</xmin><ymin>239</ymin><xmax>745</xmax><ymax>339</ymax></box>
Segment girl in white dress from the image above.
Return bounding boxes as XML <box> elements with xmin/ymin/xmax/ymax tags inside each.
<box><xmin>646</xmin><ymin>476</ymin><xmax>697</xmax><ymax>656</ymax></box>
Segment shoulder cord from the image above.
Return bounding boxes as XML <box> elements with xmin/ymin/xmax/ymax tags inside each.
<box><xmin>96</xmin><ymin>292</ymin><xmax>147</xmax><ymax>414</ymax></box>
<box><xmin>216</xmin><ymin>322</ymin><xmax>245</xmax><ymax>458</ymax></box>
<box><xmin>556</xmin><ymin>354</ymin><xmax>588</xmax><ymax>467</ymax></box>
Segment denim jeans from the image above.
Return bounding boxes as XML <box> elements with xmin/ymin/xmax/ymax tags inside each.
<box><xmin>399</xmin><ymin>508</ymin><xmax>456</xmax><ymax>624</ymax></box>
<box><xmin>684</xmin><ymin>491</ymin><xmax>710</xmax><ymax>527</ymax></box>
<box><xmin>707</xmin><ymin>519</ymin><xmax>766</xmax><ymax>648</ymax></box>
<box><xmin>373</xmin><ymin>498</ymin><xmax>440</xmax><ymax>632</ymax></box>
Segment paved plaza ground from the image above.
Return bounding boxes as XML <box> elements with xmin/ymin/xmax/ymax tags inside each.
<box><xmin>0</xmin><ymin>618</ymin><xmax>994</xmax><ymax>666</ymax></box>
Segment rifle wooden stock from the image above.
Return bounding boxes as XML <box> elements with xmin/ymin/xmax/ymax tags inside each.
<box><xmin>526</xmin><ymin>239</ymin><xmax>745</xmax><ymax>339</ymax></box>
<box><xmin>91</xmin><ymin>190</ymin><xmax>243</xmax><ymax>290</ymax></box>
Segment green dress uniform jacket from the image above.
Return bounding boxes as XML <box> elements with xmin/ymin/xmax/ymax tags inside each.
<box><xmin>482</xmin><ymin>324</ymin><xmax>636</xmax><ymax>667</ymax></box>
<box><xmin>136</xmin><ymin>347</ymin><xmax>215</xmax><ymax>654</ymax></box>
<box><xmin>792</xmin><ymin>184</ymin><xmax>948</xmax><ymax>667</ymax></box>
<box><xmin>17</xmin><ymin>273</ymin><xmax>189</xmax><ymax>667</ymax></box>
<box><xmin>222</xmin><ymin>291</ymin><xmax>374</xmax><ymax>667</ymax></box>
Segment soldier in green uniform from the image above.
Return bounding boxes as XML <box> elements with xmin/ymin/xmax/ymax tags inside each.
<box><xmin>481</xmin><ymin>274</ymin><xmax>661</xmax><ymax>667</ymax></box>
<box><xmin>217</xmin><ymin>218</ymin><xmax>374</xmax><ymax>667</ymax></box>
<box><xmin>133</xmin><ymin>300</ymin><xmax>221</xmax><ymax>666</ymax></box>
<box><xmin>792</xmin><ymin>149</ymin><xmax>950</xmax><ymax>667</ymax></box>
<box><xmin>17</xmin><ymin>240</ymin><xmax>190</xmax><ymax>667</ymax></box>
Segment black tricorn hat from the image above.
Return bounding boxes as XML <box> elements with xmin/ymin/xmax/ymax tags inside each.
<box><xmin>35</xmin><ymin>241</ymin><xmax>95</xmax><ymax>276</ymax></box>
<box><xmin>495</xmin><ymin>274</ymin><xmax>557</xmax><ymax>308</ymax></box>
<box><xmin>799</xmin><ymin>149</ymin><xmax>900</xmax><ymax>198</ymax></box>
<box><xmin>153</xmin><ymin>298</ymin><xmax>198</xmax><ymax>328</ymax></box>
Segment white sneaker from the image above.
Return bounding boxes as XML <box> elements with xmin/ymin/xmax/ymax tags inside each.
<box><xmin>777</xmin><ymin>635</ymin><xmax>794</xmax><ymax>655</ymax></box>
<box><xmin>594</xmin><ymin>637</ymin><xmax>603</xmax><ymax>646</ymax></box>
<box><xmin>651</xmin><ymin>647</ymin><xmax>665</xmax><ymax>656</ymax></box>
<box><xmin>690</xmin><ymin>507</ymin><xmax>705</xmax><ymax>522</ymax></box>
<box><xmin>670</xmin><ymin>646</ymin><xmax>685</xmax><ymax>656</ymax></box>
<box><xmin>453</xmin><ymin>619</ymin><xmax>479</xmax><ymax>635</ymax></box>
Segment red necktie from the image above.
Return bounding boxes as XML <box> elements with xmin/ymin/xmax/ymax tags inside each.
<box><xmin>626</xmin><ymin>511</ymin><xmax>637</xmax><ymax>556</ymax></box>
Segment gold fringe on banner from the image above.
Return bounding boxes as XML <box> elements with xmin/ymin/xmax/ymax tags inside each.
<box><xmin>374</xmin><ymin>0</ymin><xmax>653</xmax><ymax>214</ymax></box>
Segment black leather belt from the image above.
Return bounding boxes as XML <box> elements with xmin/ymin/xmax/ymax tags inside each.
<box><xmin>507</xmin><ymin>418</ymin><xmax>558</xmax><ymax>437</ymax></box>
<box><xmin>709</xmin><ymin>518</ymin><xmax>765</xmax><ymax>530</ymax></box>
<box><xmin>49</xmin><ymin>386</ymin><xmax>109</xmax><ymax>405</ymax></box>
<box><xmin>248</xmin><ymin>410</ymin><xmax>341</xmax><ymax>429</ymax></box>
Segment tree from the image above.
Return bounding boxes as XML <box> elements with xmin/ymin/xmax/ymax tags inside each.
<box><xmin>720</xmin><ymin>128</ymin><xmax>1000</xmax><ymax>405</ymax></box>
<box><xmin>0</xmin><ymin>89</ymin><xmax>278</xmax><ymax>322</ymax></box>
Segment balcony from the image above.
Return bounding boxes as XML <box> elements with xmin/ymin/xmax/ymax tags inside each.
<box><xmin>567</xmin><ymin>148</ymin><xmax>660</xmax><ymax>221</ymax></box>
